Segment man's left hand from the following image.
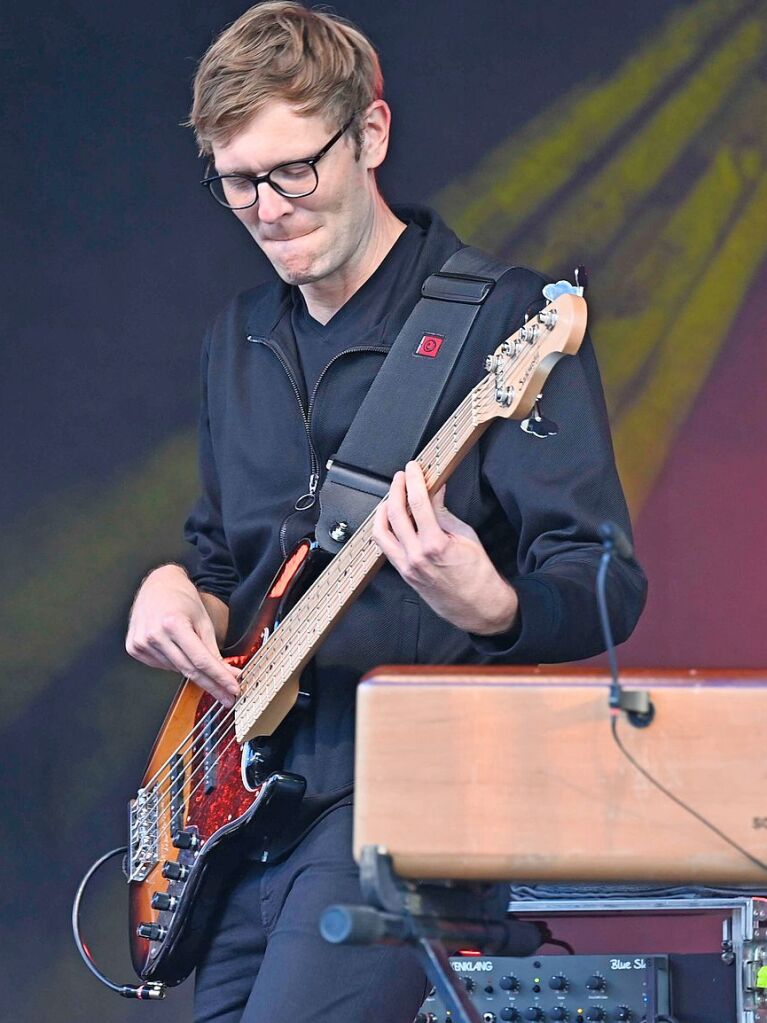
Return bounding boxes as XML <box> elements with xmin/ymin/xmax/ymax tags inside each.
<box><xmin>372</xmin><ymin>461</ymin><xmax>519</xmax><ymax>636</ymax></box>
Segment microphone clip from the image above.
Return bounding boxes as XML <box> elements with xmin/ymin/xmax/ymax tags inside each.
<box><xmin>609</xmin><ymin>682</ymin><xmax>655</xmax><ymax>727</ymax></box>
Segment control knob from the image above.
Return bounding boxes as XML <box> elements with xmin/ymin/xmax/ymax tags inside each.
<box><xmin>500</xmin><ymin>976</ymin><xmax>520</xmax><ymax>992</ymax></box>
<box><xmin>463</xmin><ymin>977</ymin><xmax>476</xmax><ymax>992</ymax></box>
<box><xmin>161</xmin><ymin>860</ymin><xmax>189</xmax><ymax>881</ymax></box>
<box><xmin>523</xmin><ymin>1010</ymin><xmax>544</xmax><ymax>1021</ymax></box>
<box><xmin>585</xmin><ymin>975</ymin><xmax>606</xmax><ymax>992</ymax></box>
<box><xmin>550</xmin><ymin>1010</ymin><xmax>570</xmax><ymax>1022</ymax></box>
<box><xmin>614</xmin><ymin>1009</ymin><xmax>631</xmax><ymax>1022</ymax></box>
<box><xmin>549</xmin><ymin>974</ymin><xmax>568</xmax><ymax>991</ymax></box>
<box><xmin>500</xmin><ymin>1010</ymin><xmax>521</xmax><ymax>1022</ymax></box>
<box><xmin>172</xmin><ymin>830</ymin><xmax>199</xmax><ymax>850</ymax></box>
<box><xmin>136</xmin><ymin>922</ymin><xmax>167</xmax><ymax>941</ymax></box>
<box><xmin>151</xmin><ymin>891</ymin><xmax>178</xmax><ymax>912</ymax></box>
<box><xmin>586</xmin><ymin>1010</ymin><xmax>606</xmax><ymax>1022</ymax></box>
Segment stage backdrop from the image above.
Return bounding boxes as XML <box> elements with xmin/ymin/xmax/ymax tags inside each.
<box><xmin>3</xmin><ymin>1</ymin><xmax>766</xmax><ymax>1019</ymax></box>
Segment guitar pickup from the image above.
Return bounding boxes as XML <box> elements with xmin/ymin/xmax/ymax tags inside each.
<box><xmin>170</xmin><ymin>755</ymin><xmax>185</xmax><ymax>837</ymax></box>
<box><xmin>203</xmin><ymin>709</ymin><xmax>217</xmax><ymax>794</ymax></box>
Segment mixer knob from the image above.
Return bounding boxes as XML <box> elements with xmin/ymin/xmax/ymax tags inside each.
<box><xmin>549</xmin><ymin>974</ymin><xmax>568</xmax><ymax>991</ymax></box>
<box><xmin>614</xmin><ymin>1009</ymin><xmax>631</xmax><ymax>1022</ymax></box>
<box><xmin>463</xmin><ymin>977</ymin><xmax>476</xmax><ymax>992</ymax></box>
<box><xmin>585</xmin><ymin>975</ymin><xmax>606</xmax><ymax>992</ymax></box>
<box><xmin>500</xmin><ymin>975</ymin><xmax>520</xmax><ymax>992</ymax></box>
<box><xmin>500</xmin><ymin>1010</ymin><xmax>521</xmax><ymax>1022</ymax></box>
<box><xmin>586</xmin><ymin>1009</ymin><xmax>606</xmax><ymax>1022</ymax></box>
<box><xmin>550</xmin><ymin>1009</ymin><xmax>570</xmax><ymax>1022</ymax></box>
<box><xmin>523</xmin><ymin>1010</ymin><xmax>544</xmax><ymax>1022</ymax></box>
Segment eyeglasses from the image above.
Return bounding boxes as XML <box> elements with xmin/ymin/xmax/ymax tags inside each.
<box><xmin>201</xmin><ymin>116</ymin><xmax>355</xmax><ymax>210</ymax></box>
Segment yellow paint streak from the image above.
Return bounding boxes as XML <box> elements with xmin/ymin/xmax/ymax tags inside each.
<box><xmin>599</xmin><ymin>144</ymin><xmax>759</xmax><ymax>412</ymax></box>
<box><xmin>435</xmin><ymin>0</ymin><xmax>751</xmax><ymax>246</ymax></box>
<box><xmin>594</xmin><ymin>76</ymin><xmax>767</xmax><ymax>306</ymax></box>
<box><xmin>612</xmin><ymin>171</ymin><xmax>767</xmax><ymax>512</ymax></box>
<box><xmin>526</xmin><ymin>16</ymin><xmax>765</xmax><ymax>272</ymax></box>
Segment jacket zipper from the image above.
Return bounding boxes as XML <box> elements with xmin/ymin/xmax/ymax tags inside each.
<box><xmin>248</xmin><ymin>336</ymin><xmax>389</xmax><ymax>554</ymax></box>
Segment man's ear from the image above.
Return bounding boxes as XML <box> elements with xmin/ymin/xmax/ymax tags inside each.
<box><xmin>359</xmin><ymin>100</ymin><xmax>392</xmax><ymax>171</ymax></box>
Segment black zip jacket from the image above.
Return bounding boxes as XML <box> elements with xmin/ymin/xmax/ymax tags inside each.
<box><xmin>184</xmin><ymin>205</ymin><xmax>647</xmax><ymax>797</ymax></box>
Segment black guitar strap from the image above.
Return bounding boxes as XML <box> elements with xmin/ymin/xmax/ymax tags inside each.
<box><xmin>315</xmin><ymin>245</ymin><xmax>511</xmax><ymax>554</ymax></box>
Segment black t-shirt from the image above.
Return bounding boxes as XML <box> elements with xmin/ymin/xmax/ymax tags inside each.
<box><xmin>290</xmin><ymin>219</ymin><xmax>426</xmax><ymax>397</ymax></box>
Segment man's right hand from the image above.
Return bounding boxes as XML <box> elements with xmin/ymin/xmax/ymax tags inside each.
<box><xmin>125</xmin><ymin>564</ymin><xmax>240</xmax><ymax>707</ymax></box>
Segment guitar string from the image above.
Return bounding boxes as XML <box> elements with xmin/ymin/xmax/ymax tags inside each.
<box><xmin>151</xmin><ymin>505</ymin><xmax>402</xmax><ymax>828</ymax></box>
<box><xmin>145</xmin><ymin>375</ymin><xmax>500</xmax><ymax>790</ymax></box>
<box><xmin>139</xmin><ymin>510</ymin><xmax>384</xmax><ymax>818</ymax></box>
<box><xmin>137</xmin><ymin>383</ymin><xmax>505</xmax><ymax>838</ymax></box>
<box><xmin>137</xmin><ymin>384</ymin><xmax>490</xmax><ymax>803</ymax></box>
<box><xmin>138</xmin><ymin>379</ymin><xmax>513</xmax><ymax>836</ymax></box>
<box><xmin>140</xmin><ymin>485</ymin><xmax>396</xmax><ymax>804</ymax></box>
<box><xmin>135</xmin><ymin>352</ymin><xmax>535</xmax><ymax>830</ymax></box>
<box><xmin>142</xmin><ymin>395</ymin><xmax>484</xmax><ymax>834</ymax></box>
<box><xmin>156</xmin><ymin>523</ymin><xmax>402</xmax><ymax>826</ymax></box>
<box><xmin>151</xmin><ymin>535</ymin><xmax>386</xmax><ymax>832</ymax></box>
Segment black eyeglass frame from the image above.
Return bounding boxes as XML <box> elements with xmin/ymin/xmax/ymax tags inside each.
<box><xmin>201</xmin><ymin>116</ymin><xmax>355</xmax><ymax>209</ymax></box>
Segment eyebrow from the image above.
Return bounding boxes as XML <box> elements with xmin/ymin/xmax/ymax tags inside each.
<box><xmin>213</xmin><ymin>149</ymin><xmax>314</xmax><ymax>177</ymax></box>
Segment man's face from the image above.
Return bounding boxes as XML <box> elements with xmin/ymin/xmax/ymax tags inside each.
<box><xmin>210</xmin><ymin>101</ymin><xmax>382</xmax><ymax>287</ymax></box>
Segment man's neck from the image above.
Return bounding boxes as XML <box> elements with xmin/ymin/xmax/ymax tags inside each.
<box><xmin>299</xmin><ymin>200</ymin><xmax>406</xmax><ymax>324</ymax></box>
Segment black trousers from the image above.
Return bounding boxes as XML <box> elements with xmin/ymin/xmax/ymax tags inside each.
<box><xmin>194</xmin><ymin>803</ymin><xmax>428</xmax><ymax>1022</ymax></box>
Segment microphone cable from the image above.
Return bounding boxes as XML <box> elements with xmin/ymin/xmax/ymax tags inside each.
<box><xmin>597</xmin><ymin>521</ymin><xmax>767</xmax><ymax>877</ymax></box>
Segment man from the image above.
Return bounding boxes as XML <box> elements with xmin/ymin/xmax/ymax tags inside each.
<box><xmin>126</xmin><ymin>3</ymin><xmax>647</xmax><ymax>1021</ymax></box>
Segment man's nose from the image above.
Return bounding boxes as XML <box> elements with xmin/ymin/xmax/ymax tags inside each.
<box><xmin>256</xmin><ymin>183</ymin><xmax>294</xmax><ymax>223</ymax></box>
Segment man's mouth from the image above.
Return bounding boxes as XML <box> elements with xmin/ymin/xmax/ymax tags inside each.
<box><xmin>261</xmin><ymin>228</ymin><xmax>317</xmax><ymax>244</ymax></box>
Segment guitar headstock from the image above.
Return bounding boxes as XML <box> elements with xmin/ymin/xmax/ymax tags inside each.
<box><xmin>477</xmin><ymin>294</ymin><xmax>588</xmax><ymax>423</ymax></box>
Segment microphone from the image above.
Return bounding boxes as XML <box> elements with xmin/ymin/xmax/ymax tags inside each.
<box><xmin>596</xmin><ymin>521</ymin><xmax>654</xmax><ymax>728</ymax></box>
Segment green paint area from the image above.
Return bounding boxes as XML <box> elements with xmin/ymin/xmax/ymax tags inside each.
<box><xmin>524</xmin><ymin>15</ymin><xmax>765</xmax><ymax>273</ymax></box>
<box><xmin>0</xmin><ymin>431</ymin><xmax>197</xmax><ymax>727</ymax></box>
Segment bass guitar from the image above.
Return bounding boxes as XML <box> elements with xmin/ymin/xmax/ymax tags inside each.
<box><xmin>123</xmin><ymin>292</ymin><xmax>586</xmax><ymax>989</ymax></box>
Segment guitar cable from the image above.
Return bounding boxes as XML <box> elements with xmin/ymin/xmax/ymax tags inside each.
<box><xmin>72</xmin><ymin>846</ymin><xmax>166</xmax><ymax>1000</ymax></box>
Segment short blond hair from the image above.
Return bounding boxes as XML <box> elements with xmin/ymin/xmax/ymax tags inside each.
<box><xmin>188</xmin><ymin>2</ymin><xmax>383</xmax><ymax>157</ymax></box>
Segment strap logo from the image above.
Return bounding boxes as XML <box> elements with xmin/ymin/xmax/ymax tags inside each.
<box><xmin>415</xmin><ymin>334</ymin><xmax>444</xmax><ymax>358</ymax></box>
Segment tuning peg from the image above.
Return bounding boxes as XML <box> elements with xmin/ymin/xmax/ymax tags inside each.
<box><xmin>521</xmin><ymin>397</ymin><xmax>559</xmax><ymax>438</ymax></box>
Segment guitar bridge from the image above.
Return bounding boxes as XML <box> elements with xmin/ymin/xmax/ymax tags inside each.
<box><xmin>128</xmin><ymin>786</ymin><xmax>159</xmax><ymax>882</ymax></box>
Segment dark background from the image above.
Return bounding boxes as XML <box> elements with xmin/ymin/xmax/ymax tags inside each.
<box><xmin>4</xmin><ymin>1</ymin><xmax>766</xmax><ymax>1019</ymax></box>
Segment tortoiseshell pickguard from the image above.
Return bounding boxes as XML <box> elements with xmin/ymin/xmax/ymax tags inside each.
<box><xmin>186</xmin><ymin>690</ymin><xmax>257</xmax><ymax>838</ymax></box>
